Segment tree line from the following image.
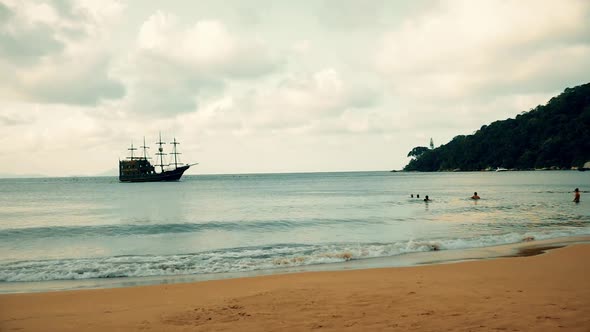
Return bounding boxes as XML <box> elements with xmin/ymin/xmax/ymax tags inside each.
<box><xmin>404</xmin><ymin>82</ymin><xmax>590</xmax><ymax>171</ymax></box>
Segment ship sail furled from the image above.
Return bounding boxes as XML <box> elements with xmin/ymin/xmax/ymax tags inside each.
<box><xmin>170</xmin><ymin>137</ymin><xmax>181</xmax><ymax>169</ymax></box>
<box><xmin>154</xmin><ymin>132</ymin><xmax>168</xmax><ymax>173</ymax></box>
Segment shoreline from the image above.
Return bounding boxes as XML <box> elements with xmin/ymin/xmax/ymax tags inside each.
<box><xmin>1</xmin><ymin>241</ymin><xmax>589</xmax><ymax>331</ymax></box>
<box><xmin>2</xmin><ymin>235</ymin><xmax>589</xmax><ymax>294</ymax></box>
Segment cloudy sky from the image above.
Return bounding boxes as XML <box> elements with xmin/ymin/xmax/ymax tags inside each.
<box><xmin>1</xmin><ymin>0</ymin><xmax>589</xmax><ymax>176</ymax></box>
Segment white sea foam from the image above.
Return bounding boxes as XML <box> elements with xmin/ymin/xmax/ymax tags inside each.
<box><xmin>1</xmin><ymin>228</ymin><xmax>588</xmax><ymax>283</ymax></box>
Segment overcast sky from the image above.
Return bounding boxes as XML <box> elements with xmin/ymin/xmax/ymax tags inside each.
<box><xmin>1</xmin><ymin>0</ymin><xmax>589</xmax><ymax>176</ymax></box>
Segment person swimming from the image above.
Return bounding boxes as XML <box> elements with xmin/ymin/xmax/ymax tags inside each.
<box><xmin>574</xmin><ymin>188</ymin><xmax>580</xmax><ymax>203</ymax></box>
<box><xmin>423</xmin><ymin>195</ymin><xmax>431</xmax><ymax>202</ymax></box>
<box><xmin>471</xmin><ymin>192</ymin><xmax>480</xmax><ymax>200</ymax></box>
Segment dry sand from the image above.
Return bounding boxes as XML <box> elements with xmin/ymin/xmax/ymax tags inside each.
<box><xmin>1</xmin><ymin>244</ymin><xmax>589</xmax><ymax>331</ymax></box>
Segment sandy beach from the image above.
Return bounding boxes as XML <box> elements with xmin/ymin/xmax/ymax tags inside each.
<box><xmin>1</xmin><ymin>243</ymin><xmax>589</xmax><ymax>331</ymax></box>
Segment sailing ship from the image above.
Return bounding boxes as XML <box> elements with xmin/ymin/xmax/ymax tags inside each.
<box><xmin>119</xmin><ymin>134</ymin><xmax>195</xmax><ymax>182</ymax></box>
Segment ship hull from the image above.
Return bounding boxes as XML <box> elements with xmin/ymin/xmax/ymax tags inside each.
<box><xmin>119</xmin><ymin>165</ymin><xmax>190</xmax><ymax>182</ymax></box>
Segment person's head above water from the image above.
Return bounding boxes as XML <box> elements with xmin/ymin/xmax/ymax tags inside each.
<box><xmin>424</xmin><ymin>195</ymin><xmax>430</xmax><ymax>201</ymax></box>
<box><xmin>573</xmin><ymin>188</ymin><xmax>581</xmax><ymax>203</ymax></box>
<box><xmin>474</xmin><ymin>192</ymin><xmax>477</xmax><ymax>195</ymax></box>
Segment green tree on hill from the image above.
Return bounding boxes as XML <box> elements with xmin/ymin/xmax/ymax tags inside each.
<box><xmin>404</xmin><ymin>83</ymin><xmax>590</xmax><ymax>171</ymax></box>
<box><xmin>407</xmin><ymin>146</ymin><xmax>430</xmax><ymax>159</ymax></box>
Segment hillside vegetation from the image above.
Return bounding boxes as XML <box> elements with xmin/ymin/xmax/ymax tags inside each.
<box><xmin>404</xmin><ymin>83</ymin><xmax>590</xmax><ymax>171</ymax></box>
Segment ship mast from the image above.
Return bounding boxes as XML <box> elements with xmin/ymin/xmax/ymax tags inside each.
<box><xmin>155</xmin><ymin>132</ymin><xmax>167</xmax><ymax>173</ymax></box>
<box><xmin>140</xmin><ymin>136</ymin><xmax>150</xmax><ymax>160</ymax></box>
<box><xmin>170</xmin><ymin>137</ymin><xmax>181</xmax><ymax>169</ymax></box>
<box><xmin>127</xmin><ymin>143</ymin><xmax>137</xmax><ymax>160</ymax></box>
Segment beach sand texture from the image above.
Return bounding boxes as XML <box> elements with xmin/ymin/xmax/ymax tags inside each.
<box><xmin>1</xmin><ymin>244</ymin><xmax>589</xmax><ymax>331</ymax></box>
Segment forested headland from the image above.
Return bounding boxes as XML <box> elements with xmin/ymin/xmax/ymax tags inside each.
<box><xmin>404</xmin><ymin>82</ymin><xmax>590</xmax><ymax>171</ymax></box>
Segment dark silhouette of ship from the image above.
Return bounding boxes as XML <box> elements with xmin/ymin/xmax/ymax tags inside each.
<box><xmin>119</xmin><ymin>134</ymin><xmax>195</xmax><ymax>182</ymax></box>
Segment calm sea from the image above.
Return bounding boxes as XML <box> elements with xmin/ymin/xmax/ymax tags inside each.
<box><xmin>0</xmin><ymin>171</ymin><xmax>588</xmax><ymax>292</ymax></box>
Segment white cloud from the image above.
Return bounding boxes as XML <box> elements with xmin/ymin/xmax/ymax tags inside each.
<box><xmin>177</xmin><ymin>68</ymin><xmax>381</xmax><ymax>135</ymax></box>
<box><xmin>375</xmin><ymin>0</ymin><xmax>590</xmax><ymax>100</ymax></box>
<box><xmin>291</xmin><ymin>40</ymin><xmax>311</xmax><ymax>55</ymax></box>
<box><xmin>0</xmin><ymin>0</ymin><xmax>126</xmax><ymax>105</ymax></box>
<box><xmin>122</xmin><ymin>11</ymin><xmax>283</xmax><ymax>115</ymax></box>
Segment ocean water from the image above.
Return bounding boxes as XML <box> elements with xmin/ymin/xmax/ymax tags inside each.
<box><xmin>0</xmin><ymin>171</ymin><xmax>588</xmax><ymax>292</ymax></box>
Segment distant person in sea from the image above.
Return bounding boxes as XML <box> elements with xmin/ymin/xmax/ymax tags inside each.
<box><xmin>573</xmin><ymin>188</ymin><xmax>580</xmax><ymax>203</ymax></box>
<box><xmin>417</xmin><ymin>194</ymin><xmax>420</xmax><ymax>198</ymax></box>
<box><xmin>411</xmin><ymin>194</ymin><xmax>414</xmax><ymax>198</ymax></box>
<box><xmin>471</xmin><ymin>192</ymin><xmax>480</xmax><ymax>200</ymax></box>
<box><xmin>424</xmin><ymin>195</ymin><xmax>431</xmax><ymax>202</ymax></box>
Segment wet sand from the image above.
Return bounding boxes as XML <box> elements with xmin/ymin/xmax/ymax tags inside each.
<box><xmin>1</xmin><ymin>243</ymin><xmax>589</xmax><ymax>331</ymax></box>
